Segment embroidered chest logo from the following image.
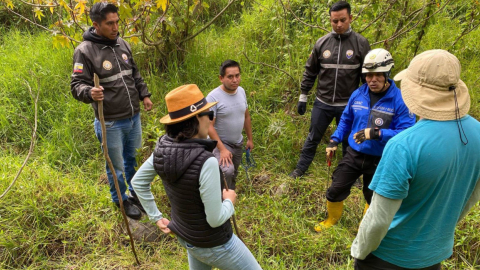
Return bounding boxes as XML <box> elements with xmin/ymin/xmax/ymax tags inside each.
<box><xmin>375</xmin><ymin>118</ymin><xmax>384</xmax><ymax>126</ymax></box>
<box><xmin>103</xmin><ymin>60</ymin><xmax>113</xmax><ymax>70</ymax></box>
<box><xmin>323</xmin><ymin>50</ymin><xmax>331</xmax><ymax>58</ymax></box>
<box><xmin>122</xmin><ymin>54</ymin><xmax>128</xmax><ymax>63</ymax></box>
<box><xmin>346</xmin><ymin>50</ymin><xmax>354</xmax><ymax>59</ymax></box>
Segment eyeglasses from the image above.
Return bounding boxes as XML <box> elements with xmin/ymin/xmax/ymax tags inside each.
<box><xmin>198</xmin><ymin>111</ymin><xmax>214</xmax><ymax>121</ymax></box>
<box><xmin>363</xmin><ymin>59</ymin><xmax>394</xmax><ymax>69</ymax></box>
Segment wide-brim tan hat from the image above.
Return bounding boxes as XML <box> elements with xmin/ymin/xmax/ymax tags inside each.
<box><xmin>160</xmin><ymin>84</ymin><xmax>217</xmax><ymax>125</ymax></box>
<box><xmin>394</xmin><ymin>49</ymin><xmax>470</xmax><ymax>121</ymax></box>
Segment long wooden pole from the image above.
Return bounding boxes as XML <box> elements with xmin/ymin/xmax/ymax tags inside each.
<box><xmin>94</xmin><ymin>74</ymin><xmax>140</xmax><ymax>265</ymax></box>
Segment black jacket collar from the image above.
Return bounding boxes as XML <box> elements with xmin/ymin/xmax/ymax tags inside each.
<box><xmin>83</xmin><ymin>27</ymin><xmax>119</xmax><ymax>47</ymax></box>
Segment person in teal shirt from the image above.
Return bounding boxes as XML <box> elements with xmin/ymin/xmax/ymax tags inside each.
<box><xmin>351</xmin><ymin>50</ymin><xmax>480</xmax><ymax>269</ymax></box>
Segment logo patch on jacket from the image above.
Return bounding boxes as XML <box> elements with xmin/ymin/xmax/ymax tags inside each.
<box><xmin>375</xmin><ymin>118</ymin><xmax>384</xmax><ymax>126</ymax></box>
<box><xmin>103</xmin><ymin>60</ymin><xmax>112</xmax><ymax>70</ymax></box>
<box><xmin>122</xmin><ymin>54</ymin><xmax>128</xmax><ymax>63</ymax></box>
<box><xmin>323</xmin><ymin>50</ymin><xmax>331</xmax><ymax>58</ymax></box>
<box><xmin>346</xmin><ymin>50</ymin><xmax>354</xmax><ymax>59</ymax></box>
<box><xmin>73</xmin><ymin>63</ymin><xmax>83</xmax><ymax>73</ymax></box>
<box><xmin>409</xmin><ymin>110</ymin><xmax>415</xmax><ymax>118</ymax></box>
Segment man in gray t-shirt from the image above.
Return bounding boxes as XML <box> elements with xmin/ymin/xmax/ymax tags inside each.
<box><xmin>206</xmin><ymin>60</ymin><xmax>253</xmax><ymax>190</ymax></box>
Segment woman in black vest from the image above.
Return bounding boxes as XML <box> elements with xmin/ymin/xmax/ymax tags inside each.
<box><xmin>132</xmin><ymin>84</ymin><xmax>262</xmax><ymax>270</ymax></box>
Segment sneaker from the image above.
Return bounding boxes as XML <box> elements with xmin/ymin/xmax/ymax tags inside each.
<box><xmin>129</xmin><ymin>194</ymin><xmax>146</xmax><ymax>213</ymax></box>
<box><xmin>115</xmin><ymin>199</ymin><xmax>142</xmax><ymax>220</ymax></box>
<box><xmin>289</xmin><ymin>169</ymin><xmax>304</xmax><ymax>179</ymax></box>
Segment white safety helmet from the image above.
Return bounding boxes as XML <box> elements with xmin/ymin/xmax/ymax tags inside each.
<box><xmin>362</xmin><ymin>48</ymin><xmax>394</xmax><ymax>79</ymax></box>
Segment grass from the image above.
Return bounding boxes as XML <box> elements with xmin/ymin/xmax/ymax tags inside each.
<box><xmin>1</xmin><ymin>0</ymin><xmax>480</xmax><ymax>269</ymax></box>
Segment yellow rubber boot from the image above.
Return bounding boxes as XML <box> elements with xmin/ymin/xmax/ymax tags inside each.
<box><xmin>363</xmin><ymin>203</ymin><xmax>369</xmax><ymax>216</ymax></box>
<box><xmin>315</xmin><ymin>201</ymin><xmax>344</xmax><ymax>232</ymax></box>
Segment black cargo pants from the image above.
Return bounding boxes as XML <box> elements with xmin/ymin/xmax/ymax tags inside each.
<box><xmin>295</xmin><ymin>99</ymin><xmax>349</xmax><ymax>173</ymax></box>
<box><xmin>326</xmin><ymin>147</ymin><xmax>381</xmax><ymax>205</ymax></box>
<box><xmin>355</xmin><ymin>254</ymin><xmax>441</xmax><ymax>270</ymax></box>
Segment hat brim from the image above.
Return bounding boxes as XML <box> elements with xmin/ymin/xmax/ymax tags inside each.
<box><xmin>399</xmin><ymin>75</ymin><xmax>470</xmax><ymax>121</ymax></box>
<box><xmin>393</xmin><ymin>69</ymin><xmax>407</xmax><ymax>81</ymax></box>
<box><xmin>160</xmin><ymin>101</ymin><xmax>218</xmax><ymax>125</ymax></box>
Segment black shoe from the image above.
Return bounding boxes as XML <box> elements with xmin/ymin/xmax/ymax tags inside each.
<box><xmin>129</xmin><ymin>194</ymin><xmax>146</xmax><ymax>213</ymax></box>
<box><xmin>289</xmin><ymin>169</ymin><xmax>304</xmax><ymax>178</ymax></box>
<box><xmin>115</xmin><ymin>199</ymin><xmax>142</xmax><ymax>220</ymax></box>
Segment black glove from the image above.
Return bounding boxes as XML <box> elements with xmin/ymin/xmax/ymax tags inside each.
<box><xmin>297</xmin><ymin>101</ymin><xmax>307</xmax><ymax>115</ymax></box>
<box><xmin>353</xmin><ymin>128</ymin><xmax>380</xmax><ymax>144</ymax></box>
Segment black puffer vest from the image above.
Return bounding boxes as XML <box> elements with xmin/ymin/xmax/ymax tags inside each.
<box><xmin>153</xmin><ymin>135</ymin><xmax>233</xmax><ymax>248</ymax></box>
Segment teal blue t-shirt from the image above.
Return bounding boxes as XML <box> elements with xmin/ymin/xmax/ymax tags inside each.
<box><xmin>369</xmin><ymin>116</ymin><xmax>480</xmax><ymax>268</ymax></box>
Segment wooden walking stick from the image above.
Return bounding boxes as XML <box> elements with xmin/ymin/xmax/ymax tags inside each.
<box><xmin>94</xmin><ymin>74</ymin><xmax>140</xmax><ymax>265</ymax></box>
<box><xmin>220</xmin><ymin>170</ymin><xmax>244</xmax><ymax>244</ymax></box>
<box><xmin>326</xmin><ymin>151</ymin><xmax>333</xmax><ymax>191</ymax></box>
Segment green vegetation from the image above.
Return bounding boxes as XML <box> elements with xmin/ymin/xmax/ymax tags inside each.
<box><xmin>1</xmin><ymin>0</ymin><xmax>480</xmax><ymax>269</ymax></box>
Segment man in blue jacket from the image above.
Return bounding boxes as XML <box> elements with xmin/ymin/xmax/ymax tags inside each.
<box><xmin>315</xmin><ymin>48</ymin><xmax>416</xmax><ymax>232</ymax></box>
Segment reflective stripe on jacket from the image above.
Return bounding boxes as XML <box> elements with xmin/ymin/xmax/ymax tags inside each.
<box><xmin>70</xmin><ymin>37</ymin><xmax>150</xmax><ymax>121</ymax></box>
<box><xmin>331</xmin><ymin>79</ymin><xmax>416</xmax><ymax>156</ymax></box>
<box><xmin>301</xmin><ymin>30</ymin><xmax>370</xmax><ymax>106</ymax></box>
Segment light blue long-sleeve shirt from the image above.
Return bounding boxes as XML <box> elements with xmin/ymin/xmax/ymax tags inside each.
<box><xmin>131</xmin><ymin>154</ymin><xmax>234</xmax><ymax>227</ymax></box>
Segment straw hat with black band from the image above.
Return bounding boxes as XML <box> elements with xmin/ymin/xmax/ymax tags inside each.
<box><xmin>393</xmin><ymin>49</ymin><xmax>470</xmax><ymax>121</ymax></box>
<box><xmin>160</xmin><ymin>84</ymin><xmax>217</xmax><ymax>125</ymax></box>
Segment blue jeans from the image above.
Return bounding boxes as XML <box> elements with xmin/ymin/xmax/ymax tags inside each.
<box><xmin>177</xmin><ymin>234</ymin><xmax>262</xmax><ymax>270</ymax></box>
<box><xmin>94</xmin><ymin>113</ymin><xmax>142</xmax><ymax>203</ymax></box>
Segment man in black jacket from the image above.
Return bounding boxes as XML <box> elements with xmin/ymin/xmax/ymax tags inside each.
<box><xmin>71</xmin><ymin>2</ymin><xmax>152</xmax><ymax>219</ymax></box>
<box><xmin>290</xmin><ymin>1</ymin><xmax>370</xmax><ymax>178</ymax></box>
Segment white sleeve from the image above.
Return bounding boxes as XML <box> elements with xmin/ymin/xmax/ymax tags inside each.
<box><xmin>131</xmin><ymin>154</ymin><xmax>163</xmax><ymax>223</ymax></box>
<box><xmin>199</xmin><ymin>157</ymin><xmax>235</xmax><ymax>227</ymax></box>
<box><xmin>351</xmin><ymin>192</ymin><xmax>402</xmax><ymax>260</ymax></box>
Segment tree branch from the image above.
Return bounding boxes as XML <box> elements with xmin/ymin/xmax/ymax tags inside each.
<box><xmin>352</xmin><ymin>1</ymin><xmax>372</xmax><ymax>22</ymax></box>
<box><xmin>150</xmin><ymin>4</ymin><xmax>169</xmax><ymax>34</ymax></box>
<box><xmin>242</xmin><ymin>51</ymin><xmax>296</xmax><ymax>83</ymax></box>
<box><xmin>5</xmin><ymin>5</ymin><xmax>55</xmax><ymax>33</ymax></box>
<box><xmin>371</xmin><ymin>0</ymin><xmax>452</xmax><ymax>46</ymax></box>
<box><xmin>68</xmin><ymin>0</ymin><xmax>86</xmax><ymax>33</ymax></box>
<box><xmin>450</xmin><ymin>9</ymin><xmax>480</xmax><ymax>48</ymax></box>
<box><xmin>281</xmin><ymin>0</ymin><xmax>329</xmax><ymax>32</ymax></box>
<box><xmin>180</xmin><ymin>0</ymin><xmax>236</xmax><ymax>44</ymax></box>
<box><xmin>358</xmin><ymin>0</ymin><xmax>398</xmax><ymax>34</ymax></box>
<box><xmin>0</xmin><ymin>80</ymin><xmax>39</xmax><ymax>200</ymax></box>
<box><xmin>18</xmin><ymin>0</ymin><xmax>58</xmax><ymax>7</ymax></box>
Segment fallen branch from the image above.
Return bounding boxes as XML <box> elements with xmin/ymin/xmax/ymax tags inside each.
<box><xmin>0</xmin><ymin>80</ymin><xmax>39</xmax><ymax>200</ymax></box>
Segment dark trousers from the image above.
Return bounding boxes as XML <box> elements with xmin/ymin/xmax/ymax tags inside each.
<box><xmin>355</xmin><ymin>253</ymin><xmax>441</xmax><ymax>270</ymax></box>
<box><xmin>326</xmin><ymin>147</ymin><xmax>381</xmax><ymax>204</ymax></box>
<box><xmin>213</xmin><ymin>141</ymin><xmax>243</xmax><ymax>190</ymax></box>
<box><xmin>295</xmin><ymin>99</ymin><xmax>348</xmax><ymax>173</ymax></box>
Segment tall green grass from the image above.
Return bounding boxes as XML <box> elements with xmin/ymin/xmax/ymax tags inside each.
<box><xmin>1</xmin><ymin>0</ymin><xmax>480</xmax><ymax>269</ymax></box>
